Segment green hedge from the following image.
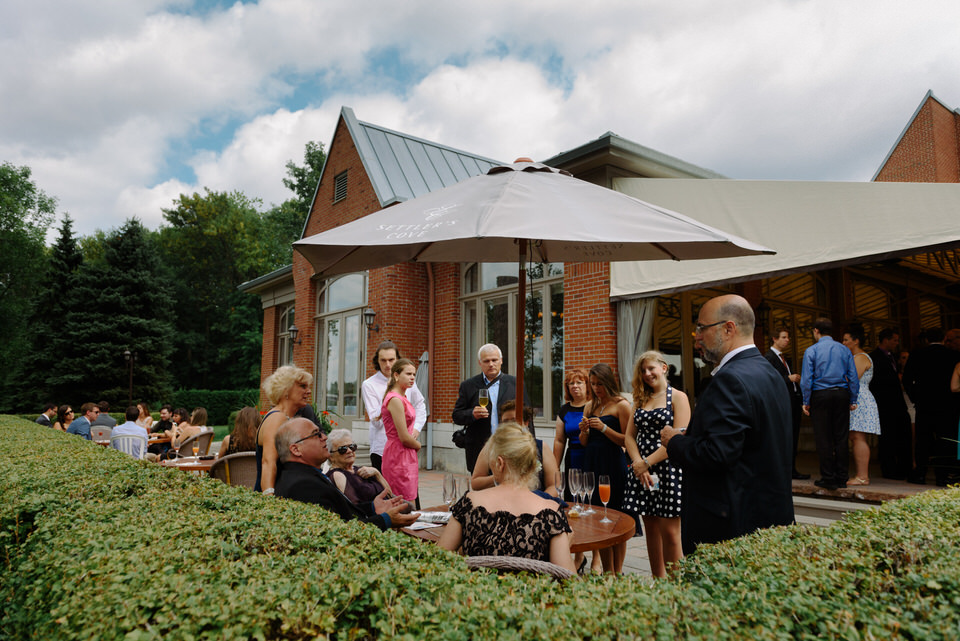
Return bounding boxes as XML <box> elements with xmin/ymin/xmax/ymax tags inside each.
<box><xmin>2</xmin><ymin>415</ymin><xmax>958</xmax><ymax>640</ymax></box>
<box><xmin>170</xmin><ymin>389</ymin><xmax>259</xmax><ymax>424</ymax></box>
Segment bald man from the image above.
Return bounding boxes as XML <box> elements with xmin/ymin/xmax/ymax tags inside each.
<box><xmin>661</xmin><ymin>294</ymin><xmax>794</xmax><ymax>555</ymax></box>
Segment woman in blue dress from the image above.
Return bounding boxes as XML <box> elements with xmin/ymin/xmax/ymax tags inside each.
<box><xmin>580</xmin><ymin>363</ymin><xmax>632</xmax><ymax>574</ymax></box>
<box><xmin>843</xmin><ymin>326</ymin><xmax>881</xmax><ymax>486</ymax></box>
<box><xmin>552</xmin><ymin>368</ymin><xmax>591</xmax><ymax>497</ymax></box>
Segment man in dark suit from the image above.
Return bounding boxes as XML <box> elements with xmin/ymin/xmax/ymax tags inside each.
<box><xmin>452</xmin><ymin>344</ymin><xmax>527</xmax><ymax>472</ymax></box>
<box><xmin>902</xmin><ymin>328</ymin><xmax>960</xmax><ymax>486</ymax></box>
<box><xmin>274</xmin><ymin>418</ymin><xmax>418</xmax><ymax>530</ymax></box>
<box><xmin>36</xmin><ymin>403</ymin><xmax>56</xmax><ymax>426</ymax></box>
<box><xmin>662</xmin><ymin>295</ymin><xmax>794</xmax><ymax>555</ymax></box>
<box><xmin>869</xmin><ymin>328</ymin><xmax>912</xmax><ymax>480</ymax></box>
<box><xmin>764</xmin><ymin>327</ymin><xmax>808</xmax><ymax>479</ymax></box>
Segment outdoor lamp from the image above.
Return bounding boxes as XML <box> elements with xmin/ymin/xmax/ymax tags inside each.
<box><xmin>363</xmin><ymin>308</ymin><xmax>379</xmax><ymax>332</ymax></box>
<box><xmin>288</xmin><ymin>324</ymin><xmax>302</xmax><ymax>345</ymax></box>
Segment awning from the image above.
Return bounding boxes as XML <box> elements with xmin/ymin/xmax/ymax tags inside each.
<box><xmin>610</xmin><ymin>179</ymin><xmax>960</xmax><ymax>300</ymax></box>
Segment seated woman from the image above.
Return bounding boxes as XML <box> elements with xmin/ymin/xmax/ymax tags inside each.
<box><xmin>218</xmin><ymin>406</ymin><xmax>259</xmax><ymax>459</ymax></box>
<box><xmin>470</xmin><ymin>401</ymin><xmax>558</xmax><ymax>497</ymax></box>
<box><xmin>440</xmin><ymin>422</ymin><xmax>575</xmax><ymax>571</ymax></box>
<box><xmin>325</xmin><ymin>428</ymin><xmax>393</xmax><ymax>503</ymax></box>
<box><xmin>136</xmin><ymin>402</ymin><xmax>154</xmax><ymax>430</ymax></box>
<box><xmin>166</xmin><ymin>407</ymin><xmax>200</xmax><ymax>451</ymax></box>
<box><xmin>52</xmin><ymin>405</ymin><xmax>73</xmax><ymax>432</ymax></box>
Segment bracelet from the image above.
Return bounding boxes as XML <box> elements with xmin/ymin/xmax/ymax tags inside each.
<box><xmin>642</xmin><ymin>456</ymin><xmax>651</xmax><ymax>470</ymax></box>
<box><xmin>262</xmin><ymin>487</ymin><xmax>275</xmax><ymax>496</ymax></box>
<box><xmin>601</xmin><ymin>425</ymin><xmax>608</xmax><ymax>434</ymax></box>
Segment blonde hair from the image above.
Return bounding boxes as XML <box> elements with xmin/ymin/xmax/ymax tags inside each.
<box><xmin>263</xmin><ymin>365</ymin><xmax>314</xmax><ymax>406</ymax></box>
<box><xmin>631</xmin><ymin>350</ymin><xmax>669</xmax><ymax>410</ymax></box>
<box><xmin>486</xmin><ymin>422</ymin><xmax>539</xmax><ymax>486</ymax></box>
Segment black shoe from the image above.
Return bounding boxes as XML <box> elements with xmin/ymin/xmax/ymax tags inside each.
<box><xmin>836</xmin><ymin>482</ymin><xmax>847</xmax><ymax>489</ymax></box>
<box><xmin>814</xmin><ymin>479</ymin><xmax>838</xmax><ymax>491</ymax></box>
<box><xmin>792</xmin><ymin>471</ymin><xmax>811</xmax><ymax>480</ymax></box>
<box><xmin>907</xmin><ymin>475</ymin><xmax>926</xmax><ymax>485</ymax></box>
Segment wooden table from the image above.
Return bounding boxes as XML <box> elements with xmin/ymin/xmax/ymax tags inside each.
<box><xmin>160</xmin><ymin>456</ymin><xmax>216</xmax><ymax>476</ymax></box>
<box><xmin>403</xmin><ymin>504</ymin><xmax>635</xmax><ymax>553</ymax></box>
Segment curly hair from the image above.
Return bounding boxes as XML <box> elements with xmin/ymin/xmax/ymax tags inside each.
<box><xmin>263</xmin><ymin>365</ymin><xmax>314</xmax><ymax>406</ymax></box>
<box><xmin>562</xmin><ymin>369</ymin><xmax>590</xmax><ymax>403</ymax></box>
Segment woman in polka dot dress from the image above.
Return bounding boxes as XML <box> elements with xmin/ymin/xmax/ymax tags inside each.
<box><xmin>623</xmin><ymin>350</ymin><xmax>691</xmax><ymax>578</ymax></box>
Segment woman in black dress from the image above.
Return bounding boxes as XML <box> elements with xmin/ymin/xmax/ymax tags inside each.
<box><xmin>579</xmin><ymin>363</ymin><xmax>632</xmax><ymax>574</ymax></box>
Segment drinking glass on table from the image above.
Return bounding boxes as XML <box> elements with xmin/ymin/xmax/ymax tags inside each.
<box><xmin>568</xmin><ymin>468</ymin><xmax>582</xmax><ymax>514</ymax></box>
<box><xmin>191</xmin><ymin>440</ymin><xmax>199</xmax><ymax>457</ymax></box>
<box><xmin>582</xmin><ymin>471</ymin><xmax>596</xmax><ymax>514</ymax></box>
<box><xmin>442</xmin><ymin>473</ymin><xmax>457</xmax><ymax>507</ymax></box>
<box><xmin>598</xmin><ymin>474</ymin><xmax>613</xmax><ymax>523</ymax></box>
<box><xmin>555</xmin><ymin>470</ymin><xmax>565</xmax><ymax>502</ymax></box>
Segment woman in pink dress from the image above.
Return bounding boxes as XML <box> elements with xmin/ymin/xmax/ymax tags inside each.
<box><xmin>381</xmin><ymin>358</ymin><xmax>421</xmax><ymax>503</ymax></box>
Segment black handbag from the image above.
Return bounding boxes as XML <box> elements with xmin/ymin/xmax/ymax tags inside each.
<box><xmin>452</xmin><ymin>426</ymin><xmax>467</xmax><ymax>449</ymax></box>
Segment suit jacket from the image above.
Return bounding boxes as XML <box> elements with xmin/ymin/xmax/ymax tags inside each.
<box><xmin>452</xmin><ymin>373</ymin><xmax>525</xmax><ymax>449</ymax></box>
<box><xmin>667</xmin><ymin>347</ymin><xmax>794</xmax><ymax>554</ymax></box>
<box><xmin>275</xmin><ymin>461</ymin><xmax>389</xmax><ymax>530</ymax></box>
<box><xmin>764</xmin><ymin>348</ymin><xmax>801</xmax><ymax>399</ymax></box>
<box><xmin>868</xmin><ymin>347</ymin><xmax>910</xmax><ymax>424</ymax></box>
<box><xmin>35</xmin><ymin>414</ymin><xmax>52</xmax><ymax>427</ymax></box>
<box><xmin>902</xmin><ymin>343</ymin><xmax>960</xmax><ymax>423</ymax></box>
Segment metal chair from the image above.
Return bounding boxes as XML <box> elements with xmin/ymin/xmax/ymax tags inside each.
<box><xmin>465</xmin><ymin>555</ymin><xmax>575</xmax><ymax>581</ymax></box>
<box><xmin>91</xmin><ymin>426</ymin><xmax>113</xmax><ymax>443</ymax></box>
<box><xmin>208</xmin><ymin>452</ymin><xmax>258</xmax><ymax>488</ymax></box>
<box><xmin>177</xmin><ymin>430</ymin><xmax>214</xmax><ymax>456</ymax></box>
<box><xmin>110</xmin><ymin>434</ymin><xmax>148</xmax><ymax>460</ymax></box>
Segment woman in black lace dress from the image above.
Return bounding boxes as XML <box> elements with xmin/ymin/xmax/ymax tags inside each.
<box><xmin>439</xmin><ymin>422</ymin><xmax>575</xmax><ymax>572</ymax></box>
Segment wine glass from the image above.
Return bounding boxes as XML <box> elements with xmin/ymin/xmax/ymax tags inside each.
<box><xmin>478</xmin><ymin>389</ymin><xmax>489</xmax><ymax>413</ymax></box>
<box><xmin>192</xmin><ymin>441</ymin><xmax>200</xmax><ymax>458</ymax></box>
<box><xmin>442</xmin><ymin>473</ymin><xmax>457</xmax><ymax>507</ymax></box>
<box><xmin>568</xmin><ymin>468</ymin><xmax>582</xmax><ymax>514</ymax></box>
<box><xmin>581</xmin><ymin>471</ymin><xmax>596</xmax><ymax>514</ymax></box>
<box><xmin>598</xmin><ymin>474</ymin><xmax>613</xmax><ymax>523</ymax></box>
<box><xmin>456</xmin><ymin>475</ymin><xmax>469</xmax><ymax>501</ymax></box>
<box><xmin>555</xmin><ymin>470</ymin><xmax>565</xmax><ymax>502</ymax></box>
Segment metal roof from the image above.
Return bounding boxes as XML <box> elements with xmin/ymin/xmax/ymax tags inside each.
<box><xmin>341</xmin><ymin>107</ymin><xmax>504</xmax><ymax>207</ymax></box>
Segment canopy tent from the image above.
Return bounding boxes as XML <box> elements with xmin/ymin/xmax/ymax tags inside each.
<box><xmin>610</xmin><ymin>179</ymin><xmax>960</xmax><ymax>300</ymax></box>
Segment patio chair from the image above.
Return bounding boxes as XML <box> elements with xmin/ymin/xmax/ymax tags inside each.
<box><xmin>208</xmin><ymin>452</ymin><xmax>258</xmax><ymax>488</ymax></box>
<box><xmin>178</xmin><ymin>430</ymin><xmax>214</xmax><ymax>456</ymax></box>
<box><xmin>110</xmin><ymin>434</ymin><xmax>148</xmax><ymax>460</ymax></box>
<box><xmin>91</xmin><ymin>426</ymin><xmax>113</xmax><ymax>442</ymax></box>
<box><xmin>465</xmin><ymin>555</ymin><xmax>575</xmax><ymax>581</ymax></box>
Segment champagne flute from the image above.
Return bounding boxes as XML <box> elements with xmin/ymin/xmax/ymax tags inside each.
<box><xmin>555</xmin><ymin>470</ymin><xmax>565</xmax><ymax>502</ymax></box>
<box><xmin>192</xmin><ymin>440</ymin><xmax>200</xmax><ymax>458</ymax></box>
<box><xmin>568</xmin><ymin>468</ymin><xmax>582</xmax><ymax>514</ymax></box>
<box><xmin>582</xmin><ymin>471</ymin><xmax>596</xmax><ymax>514</ymax></box>
<box><xmin>598</xmin><ymin>474</ymin><xmax>613</xmax><ymax>523</ymax></box>
<box><xmin>442</xmin><ymin>473</ymin><xmax>457</xmax><ymax>507</ymax></box>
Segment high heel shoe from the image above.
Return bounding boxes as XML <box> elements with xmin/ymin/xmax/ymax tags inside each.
<box><xmin>847</xmin><ymin>477</ymin><xmax>870</xmax><ymax>486</ymax></box>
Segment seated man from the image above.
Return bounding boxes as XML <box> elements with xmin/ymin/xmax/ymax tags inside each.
<box><xmin>91</xmin><ymin>401</ymin><xmax>118</xmax><ymax>428</ymax></box>
<box><xmin>112</xmin><ymin>405</ymin><xmax>149</xmax><ymax>459</ymax></box>
<box><xmin>67</xmin><ymin>402</ymin><xmax>97</xmax><ymax>440</ymax></box>
<box><xmin>274</xmin><ymin>418</ymin><xmax>418</xmax><ymax>531</ymax></box>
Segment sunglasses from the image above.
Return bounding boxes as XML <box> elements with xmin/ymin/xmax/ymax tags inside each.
<box><xmin>293</xmin><ymin>429</ymin><xmax>322</xmax><ymax>445</ymax></box>
<box><xmin>334</xmin><ymin>443</ymin><xmax>358</xmax><ymax>455</ymax></box>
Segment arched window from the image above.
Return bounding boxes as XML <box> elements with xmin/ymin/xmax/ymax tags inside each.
<box><xmin>316</xmin><ymin>273</ymin><xmax>367</xmax><ymax>417</ymax></box>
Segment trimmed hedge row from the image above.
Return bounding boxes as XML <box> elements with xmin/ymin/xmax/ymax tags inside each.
<box><xmin>2</xmin><ymin>415</ymin><xmax>958</xmax><ymax>640</ymax></box>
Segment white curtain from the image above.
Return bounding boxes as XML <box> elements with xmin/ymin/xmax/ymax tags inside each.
<box><xmin>616</xmin><ymin>298</ymin><xmax>656</xmax><ymax>392</ymax></box>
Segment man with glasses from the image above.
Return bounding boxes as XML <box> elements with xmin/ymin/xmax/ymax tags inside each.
<box><xmin>67</xmin><ymin>402</ymin><xmax>99</xmax><ymax>440</ymax></box>
<box><xmin>274</xmin><ymin>418</ymin><xmax>418</xmax><ymax>531</ymax></box>
<box><xmin>660</xmin><ymin>294</ymin><xmax>794</xmax><ymax>555</ymax></box>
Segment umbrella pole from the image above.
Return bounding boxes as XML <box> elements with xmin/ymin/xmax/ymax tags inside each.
<box><xmin>516</xmin><ymin>239</ymin><xmax>526</xmax><ymax>423</ymax></box>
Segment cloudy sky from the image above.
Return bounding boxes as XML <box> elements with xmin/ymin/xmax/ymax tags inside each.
<box><xmin>3</xmin><ymin>0</ymin><xmax>959</xmax><ymax>239</ymax></box>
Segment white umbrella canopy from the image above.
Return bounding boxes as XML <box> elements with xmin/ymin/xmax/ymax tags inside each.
<box><xmin>294</xmin><ymin>160</ymin><xmax>774</xmax><ymax>417</ymax></box>
<box><xmin>293</xmin><ymin>161</ymin><xmax>772</xmax><ymax>276</ymax></box>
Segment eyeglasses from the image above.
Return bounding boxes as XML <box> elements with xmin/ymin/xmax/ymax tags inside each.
<box><xmin>334</xmin><ymin>443</ymin><xmax>358</xmax><ymax>455</ymax></box>
<box><xmin>293</xmin><ymin>429</ymin><xmax>322</xmax><ymax>445</ymax></box>
<box><xmin>695</xmin><ymin>320</ymin><xmax>732</xmax><ymax>334</ymax></box>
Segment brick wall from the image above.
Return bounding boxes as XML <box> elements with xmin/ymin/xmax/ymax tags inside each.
<box><xmin>875</xmin><ymin>96</ymin><xmax>960</xmax><ymax>183</ymax></box>
<box><xmin>563</xmin><ymin>261</ymin><xmax>619</xmax><ymax>380</ymax></box>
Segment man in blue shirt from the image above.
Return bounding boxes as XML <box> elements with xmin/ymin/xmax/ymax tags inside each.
<box><xmin>800</xmin><ymin>318</ymin><xmax>859</xmax><ymax>491</ymax></box>
<box><xmin>66</xmin><ymin>402</ymin><xmax>98</xmax><ymax>440</ymax></box>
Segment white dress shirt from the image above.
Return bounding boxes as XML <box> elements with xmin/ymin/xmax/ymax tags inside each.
<box><xmin>361</xmin><ymin>371</ymin><xmax>427</xmax><ymax>457</ymax></box>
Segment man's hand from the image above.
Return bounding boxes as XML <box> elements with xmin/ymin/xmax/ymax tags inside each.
<box><xmin>802</xmin><ymin>405</ymin><xmax>810</xmax><ymax>416</ymax></box>
<box><xmin>472</xmin><ymin>405</ymin><xmax>489</xmax><ymax>420</ymax></box>
<box><xmin>849</xmin><ymin>404</ymin><xmax>857</xmax><ymax>411</ymax></box>
<box><xmin>372</xmin><ymin>489</ymin><xmax>407</xmax><ymax>514</ymax></box>
<box><xmin>788</xmin><ymin>373</ymin><xmax>800</xmax><ymax>383</ymax></box>
<box><xmin>388</xmin><ymin>507</ymin><xmax>419</xmax><ymax>528</ymax></box>
<box><xmin>660</xmin><ymin>426</ymin><xmax>682</xmax><ymax>446</ymax></box>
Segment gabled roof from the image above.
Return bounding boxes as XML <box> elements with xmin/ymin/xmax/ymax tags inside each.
<box><xmin>872</xmin><ymin>90</ymin><xmax>960</xmax><ymax>181</ymax></box>
<box><xmin>341</xmin><ymin>106</ymin><xmax>503</xmax><ymax>208</ymax></box>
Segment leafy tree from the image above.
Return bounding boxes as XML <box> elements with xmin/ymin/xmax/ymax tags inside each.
<box><xmin>262</xmin><ymin>140</ymin><xmax>327</xmax><ymax>261</ymax></box>
<box><xmin>282</xmin><ymin>140</ymin><xmax>326</xmax><ymax>212</ymax></box>
<box><xmin>0</xmin><ymin>162</ymin><xmax>56</xmax><ymax>411</ymax></box>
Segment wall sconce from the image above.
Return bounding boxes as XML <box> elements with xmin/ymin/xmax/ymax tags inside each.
<box><xmin>288</xmin><ymin>324</ymin><xmax>302</xmax><ymax>345</ymax></box>
<box><xmin>363</xmin><ymin>308</ymin><xmax>379</xmax><ymax>332</ymax></box>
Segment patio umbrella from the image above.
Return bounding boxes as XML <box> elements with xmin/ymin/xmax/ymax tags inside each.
<box><xmin>294</xmin><ymin>159</ymin><xmax>774</xmax><ymax>415</ymax></box>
